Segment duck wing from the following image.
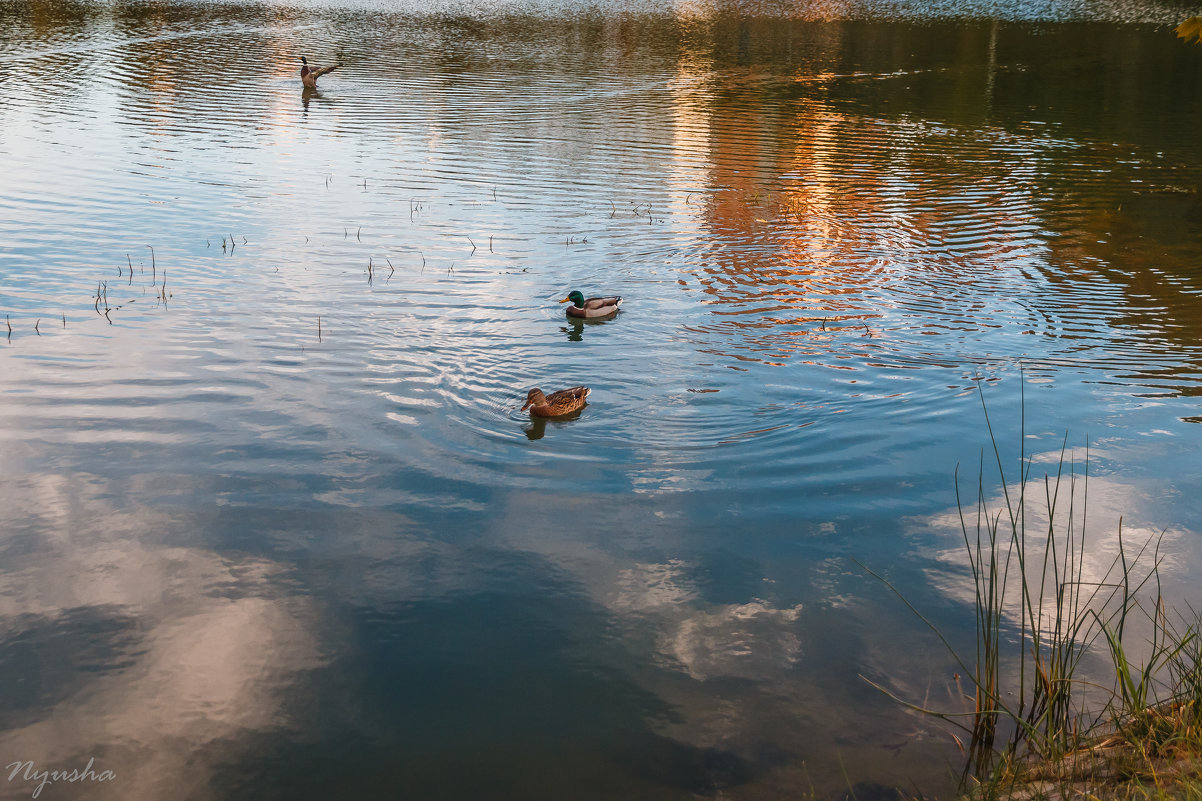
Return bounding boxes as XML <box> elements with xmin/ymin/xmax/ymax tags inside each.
<box><xmin>582</xmin><ymin>296</ymin><xmax>621</xmax><ymax>310</ymax></box>
<box><xmin>544</xmin><ymin>386</ymin><xmax>589</xmax><ymax>404</ymax></box>
<box><xmin>312</xmin><ymin>63</ymin><xmax>341</xmax><ymax>78</ymax></box>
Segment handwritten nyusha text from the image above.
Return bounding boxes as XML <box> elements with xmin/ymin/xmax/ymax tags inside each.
<box><xmin>5</xmin><ymin>758</ymin><xmax>116</xmax><ymax>798</ymax></box>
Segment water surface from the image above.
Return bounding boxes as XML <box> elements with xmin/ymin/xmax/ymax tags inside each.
<box><xmin>2</xmin><ymin>1</ymin><xmax>1201</xmax><ymax>798</ymax></box>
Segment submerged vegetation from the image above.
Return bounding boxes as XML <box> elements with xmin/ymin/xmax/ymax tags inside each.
<box><xmin>865</xmin><ymin>382</ymin><xmax>1202</xmax><ymax>801</ymax></box>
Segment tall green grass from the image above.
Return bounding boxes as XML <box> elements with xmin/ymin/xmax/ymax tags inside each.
<box><xmin>863</xmin><ymin>380</ymin><xmax>1202</xmax><ymax>797</ymax></box>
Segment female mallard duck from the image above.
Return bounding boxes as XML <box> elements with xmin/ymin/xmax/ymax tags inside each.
<box><xmin>300</xmin><ymin>56</ymin><xmax>341</xmax><ymax>89</ymax></box>
<box><xmin>560</xmin><ymin>291</ymin><xmax>621</xmax><ymax>319</ymax></box>
<box><xmin>522</xmin><ymin>386</ymin><xmax>589</xmax><ymax>417</ymax></box>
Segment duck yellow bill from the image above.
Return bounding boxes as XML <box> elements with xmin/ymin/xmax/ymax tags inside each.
<box><xmin>558</xmin><ymin>297</ymin><xmax>571</xmax><ymax>303</ymax></box>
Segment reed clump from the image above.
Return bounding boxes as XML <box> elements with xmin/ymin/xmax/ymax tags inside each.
<box><xmin>865</xmin><ymin>381</ymin><xmax>1202</xmax><ymax>801</ymax></box>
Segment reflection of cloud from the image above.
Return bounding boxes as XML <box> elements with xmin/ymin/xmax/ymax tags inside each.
<box><xmin>0</xmin><ymin>476</ymin><xmax>322</xmax><ymax>801</ymax></box>
<box><xmin>661</xmin><ymin>600</ymin><xmax>804</xmax><ymax>682</ymax></box>
<box><xmin>911</xmin><ymin>460</ymin><xmax>1197</xmax><ymax>641</ymax></box>
<box><xmin>495</xmin><ymin>493</ymin><xmax>812</xmax><ymax>739</ymax></box>
<box><xmin>612</xmin><ymin>560</ymin><xmax>697</xmax><ymax>610</ymax></box>
<box><xmin>610</xmin><ymin>560</ymin><xmax>803</xmax><ymax>682</ymax></box>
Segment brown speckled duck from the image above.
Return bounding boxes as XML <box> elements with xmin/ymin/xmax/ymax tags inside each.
<box><xmin>300</xmin><ymin>56</ymin><xmax>341</xmax><ymax>89</ymax></box>
<box><xmin>522</xmin><ymin>386</ymin><xmax>589</xmax><ymax>417</ymax></box>
<box><xmin>560</xmin><ymin>291</ymin><xmax>622</xmax><ymax>319</ymax></box>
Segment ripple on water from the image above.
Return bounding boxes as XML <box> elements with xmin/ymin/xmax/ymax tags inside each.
<box><xmin>3</xmin><ymin>7</ymin><xmax>1202</xmax><ymax>801</ymax></box>
<box><xmin>2</xmin><ymin>6</ymin><xmax>1202</xmax><ymax>496</ymax></box>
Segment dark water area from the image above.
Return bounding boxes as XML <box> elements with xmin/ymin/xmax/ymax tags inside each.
<box><xmin>1</xmin><ymin>0</ymin><xmax>1201</xmax><ymax>798</ymax></box>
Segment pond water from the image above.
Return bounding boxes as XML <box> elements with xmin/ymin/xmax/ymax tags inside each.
<box><xmin>2</xmin><ymin>0</ymin><xmax>1201</xmax><ymax>798</ymax></box>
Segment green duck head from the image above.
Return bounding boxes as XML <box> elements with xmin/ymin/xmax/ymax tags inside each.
<box><xmin>560</xmin><ymin>291</ymin><xmax>585</xmax><ymax>308</ymax></box>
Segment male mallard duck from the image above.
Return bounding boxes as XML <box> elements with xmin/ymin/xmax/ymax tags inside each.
<box><xmin>300</xmin><ymin>56</ymin><xmax>341</xmax><ymax>89</ymax></box>
<box><xmin>522</xmin><ymin>386</ymin><xmax>589</xmax><ymax>417</ymax></box>
<box><xmin>560</xmin><ymin>291</ymin><xmax>621</xmax><ymax>319</ymax></box>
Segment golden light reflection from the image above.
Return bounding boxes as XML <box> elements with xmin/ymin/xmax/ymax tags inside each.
<box><xmin>684</xmin><ymin>83</ymin><xmax>892</xmax><ymax>365</ymax></box>
<box><xmin>668</xmin><ymin>55</ymin><xmax>1084</xmax><ymax>371</ymax></box>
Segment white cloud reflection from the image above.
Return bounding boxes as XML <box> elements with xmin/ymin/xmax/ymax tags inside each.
<box><xmin>610</xmin><ymin>560</ymin><xmax>804</xmax><ymax>680</ymax></box>
<box><xmin>0</xmin><ymin>474</ymin><xmax>323</xmax><ymax>801</ymax></box>
<box><xmin>909</xmin><ymin>456</ymin><xmax>1200</xmax><ymax>650</ymax></box>
<box><xmin>661</xmin><ymin>599</ymin><xmax>805</xmax><ymax>682</ymax></box>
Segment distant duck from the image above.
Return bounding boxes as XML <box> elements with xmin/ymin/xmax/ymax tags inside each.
<box><xmin>560</xmin><ymin>291</ymin><xmax>622</xmax><ymax>319</ymax></box>
<box><xmin>300</xmin><ymin>56</ymin><xmax>341</xmax><ymax>89</ymax></box>
<box><xmin>522</xmin><ymin>386</ymin><xmax>590</xmax><ymax>417</ymax></box>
